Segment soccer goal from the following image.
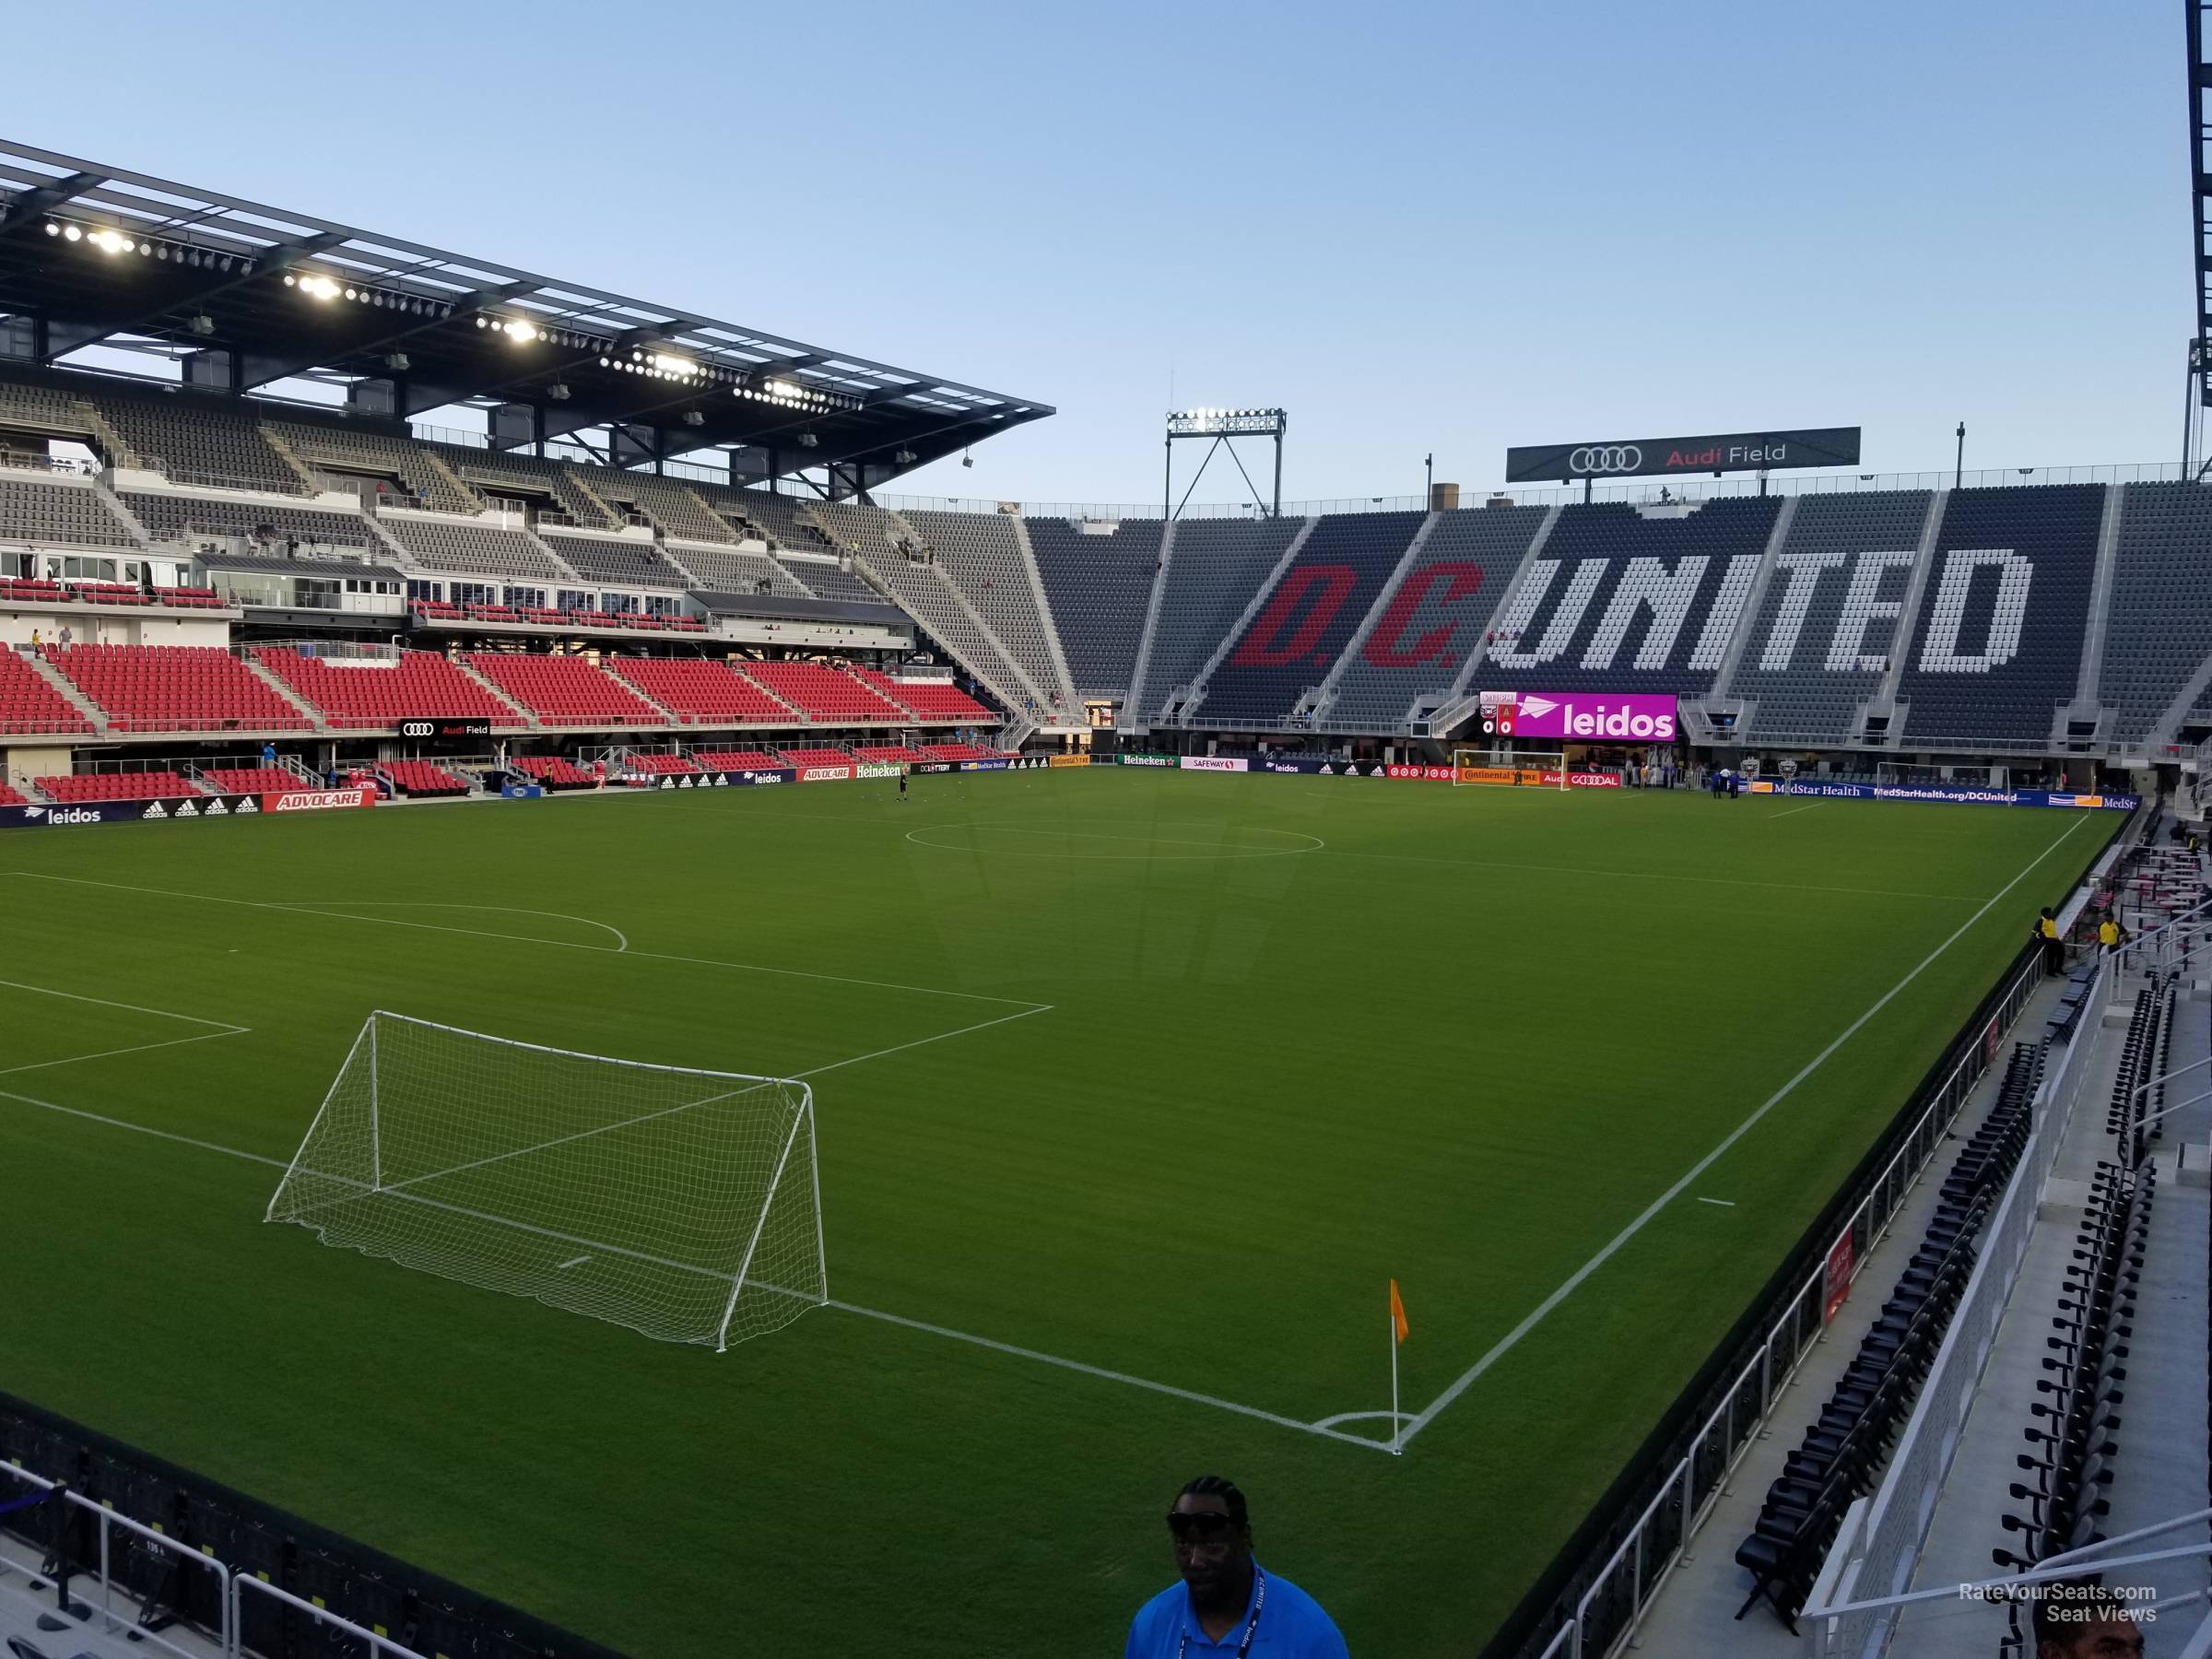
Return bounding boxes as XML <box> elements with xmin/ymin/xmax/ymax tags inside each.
<box><xmin>265</xmin><ymin>1012</ymin><xmax>826</xmax><ymax>1351</ymax></box>
<box><xmin>1451</xmin><ymin>748</ymin><xmax>1569</xmax><ymax>789</ymax></box>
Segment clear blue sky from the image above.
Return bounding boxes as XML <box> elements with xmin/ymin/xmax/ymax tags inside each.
<box><xmin>6</xmin><ymin>0</ymin><xmax>2184</xmax><ymax>506</ymax></box>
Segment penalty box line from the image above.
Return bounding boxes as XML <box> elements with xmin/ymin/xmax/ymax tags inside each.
<box><xmin>1392</xmin><ymin>814</ymin><xmax>2090</xmax><ymax>1452</ymax></box>
<box><xmin>0</xmin><ymin>975</ymin><xmax>253</xmax><ymax>1078</ymax></box>
<box><xmin>0</xmin><ymin>1085</ymin><xmax>1377</xmax><ymax>1454</ymax></box>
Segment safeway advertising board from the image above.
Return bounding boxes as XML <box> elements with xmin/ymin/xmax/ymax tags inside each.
<box><xmin>1477</xmin><ymin>692</ymin><xmax>1677</xmax><ymax>743</ymax></box>
<box><xmin>1180</xmin><ymin>756</ymin><xmax>1249</xmax><ymax>772</ymax></box>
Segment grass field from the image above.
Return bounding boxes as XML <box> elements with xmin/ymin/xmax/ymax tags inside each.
<box><xmin>0</xmin><ymin>770</ymin><xmax>2112</xmax><ymax>1655</ymax></box>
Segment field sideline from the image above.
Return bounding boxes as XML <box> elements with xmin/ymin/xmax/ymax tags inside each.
<box><xmin>0</xmin><ymin>771</ymin><xmax>2112</xmax><ymax>1655</ymax></box>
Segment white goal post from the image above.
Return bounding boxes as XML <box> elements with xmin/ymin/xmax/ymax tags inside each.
<box><xmin>265</xmin><ymin>1012</ymin><xmax>826</xmax><ymax>1351</ymax></box>
<box><xmin>1451</xmin><ymin>748</ymin><xmax>1570</xmax><ymax>789</ymax></box>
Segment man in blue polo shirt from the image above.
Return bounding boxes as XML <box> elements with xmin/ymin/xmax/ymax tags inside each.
<box><xmin>1125</xmin><ymin>1476</ymin><xmax>1348</xmax><ymax>1656</ymax></box>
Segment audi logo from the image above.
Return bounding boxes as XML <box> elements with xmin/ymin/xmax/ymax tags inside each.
<box><xmin>1569</xmin><ymin>445</ymin><xmax>1642</xmax><ymax>474</ymax></box>
<box><xmin>400</xmin><ymin>720</ymin><xmax>434</xmax><ymax>738</ymax></box>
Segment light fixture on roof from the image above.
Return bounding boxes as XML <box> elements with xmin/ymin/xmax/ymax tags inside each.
<box><xmin>294</xmin><ymin>274</ymin><xmax>340</xmax><ymax>300</ymax></box>
<box><xmin>42</xmin><ymin>221</ymin><xmax>57</xmax><ymax>236</ymax></box>
<box><xmin>387</xmin><ymin>353</ymin><xmax>411</xmax><ymax>372</ymax></box>
<box><xmin>62</xmin><ymin>224</ymin><xmax>81</xmax><ymax>242</ymax></box>
<box><xmin>683</xmin><ymin>409</ymin><xmax>704</xmax><ymax>427</ymax></box>
<box><xmin>547</xmin><ymin>382</ymin><xmax>571</xmax><ymax>401</ymax></box>
<box><xmin>188</xmin><ymin>314</ymin><xmax>215</xmax><ymax>337</ymax></box>
<box><xmin>893</xmin><ymin>449</ymin><xmax>916</xmax><ymax>465</ymax></box>
<box><xmin>798</xmin><ymin>431</ymin><xmax>819</xmax><ymax>449</ymax></box>
<box><xmin>502</xmin><ymin>318</ymin><xmax>539</xmax><ymax>343</ymax></box>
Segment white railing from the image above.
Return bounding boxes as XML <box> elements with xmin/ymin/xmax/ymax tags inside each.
<box><xmin>1807</xmin><ymin>1512</ymin><xmax>2211</xmax><ymax>1657</ymax></box>
<box><xmin>1806</xmin><ymin>962</ymin><xmax>2108</xmax><ymax>1659</ymax></box>
<box><xmin>0</xmin><ymin>1461</ymin><xmax>239</xmax><ymax>1659</ymax></box>
<box><xmin>1528</xmin><ymin>948</ymin><xmax>2043</xmax><ymax>1658</ymax></box>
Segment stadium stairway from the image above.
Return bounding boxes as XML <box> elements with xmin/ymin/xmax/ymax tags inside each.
<box><xmin>1621</xmin><ymin>957</ymin><xmax>2191</xmax><ymax>1659</ymax></box>
<box><xmin>451</xmin><ymin>656</ymin><xmax>545</xmax><ymax>731</ymax></box>
<box><xmin>18</xmin><ymin>652</ymin><xmax>111</xmax><ymax>734</ymax></box>
<box><xmin>241</xmin><ymin>656</ymin><xmax>325</xmax><ymax>726</ymax></box>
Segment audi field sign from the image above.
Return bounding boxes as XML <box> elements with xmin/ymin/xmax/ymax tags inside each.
<box><xmin>1505</xmin><ymin>426</ymin><xmax>1861</xmax><ymax>484</ymax></box>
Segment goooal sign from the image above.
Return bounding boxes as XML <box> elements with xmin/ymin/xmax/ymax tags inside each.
<box><xmin>1504</xmin><ymin>427</ymin><xmax>1860</xmax><ymax>483</ymax></box>
<box><xmin>1477</xmin><ymin>692</ymin><xmax>1677</xmax><ymax>742</ymax></box>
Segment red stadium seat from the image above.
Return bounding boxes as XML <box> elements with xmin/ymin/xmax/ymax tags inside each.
<box><xmin>466</xmin><ymin>654</ymin><xmax>661</xmax><ymax>725</ymax></box>
<box><xmin>691</xmin><ymin>749</ymin><xmax>783</xmax><ymax>771</ymax></box>
<box><xmin>35</xmin><ymin>770</ymin><xmax>203</xmax><ymax>802</ymax></box>
<box><xmin>0</xmin><ymin>650</ymin><xmax>96</xmax><ymax>735</ymax></box>
<box><xmin>738</xmin><ymin>662</ymin><xmax>905</xmax><ymax>723</ymax></box>
<box><xmin>46</xmin><ymin>645</ymin><xmax>310</xmax><ymax>734</ymax></box>
<box><xmin>381</xmin><ymin>759</ymin><xmax>471</xmax><ymax>797</ymax></box>
<box><xmin>776</xmin><ymin>745</ymin><xmax>854</xmax><ymax>768</ymax></box>
<box><xmin>257</xmin><ymin>648</ymin><xmax>521</xmax><ymax>729</ymax></box>
<box><xmin>606</xmin><ymin>659</ymin><xmax>796</xmax><ymax>724</ymax></box>
<box><xmin>853</xmin><ymin>667</ymin><xmax>995</xmax><ymax>722</ymax></box>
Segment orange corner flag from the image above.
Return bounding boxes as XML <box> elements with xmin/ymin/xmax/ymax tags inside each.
<box><xmin>1390</xmin><ymin>1278</ymin><xmax>1409</xmax><ymax>1343</ymax></box>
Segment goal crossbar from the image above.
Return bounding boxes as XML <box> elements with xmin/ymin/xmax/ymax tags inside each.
<box><xmin>265</xmin><ymin>1011</ymin><xmax>827</xmax><ymax>1351</ymax></box>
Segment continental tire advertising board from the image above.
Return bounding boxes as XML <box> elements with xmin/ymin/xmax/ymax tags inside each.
<box><xmin>1505</xmin><ymin>427</ymin><xmax>1860</xmax><ymax>483</ymax></box>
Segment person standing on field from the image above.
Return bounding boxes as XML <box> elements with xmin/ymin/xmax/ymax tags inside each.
<box><xmin>898</xmin><ymin>767</ymin><xmax>909</xmax><ymax>803</ymax></box>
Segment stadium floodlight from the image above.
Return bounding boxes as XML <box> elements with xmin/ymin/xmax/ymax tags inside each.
<box><xmin>265</xmin><ymin>1012</ymin><xmax>828</xmax><ymax>1350</ymax></box>
<box><xmin>42</xmin><ymin>220</ymin><xmax>57</xmax><ymax>236</ymax></box>
<box><xmin>62</xmin><ymin>224</ymin><xmax>81</xmax><ymax>242</ymax></box>
<box><xmin>1164</xmin><ymin>406</ymin><xmax>1288</xmax><ymax>520</ymax></box>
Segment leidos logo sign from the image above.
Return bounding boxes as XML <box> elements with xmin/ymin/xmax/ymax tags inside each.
<box><xmin>1479</xmin><ymin>692</ymin><xmax>1678</xmax><ymax>742</ymax></box>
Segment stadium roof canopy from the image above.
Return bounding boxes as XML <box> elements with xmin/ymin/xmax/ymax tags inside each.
<box><xmin>0</xmin><ymin>140</ymin><xmax>1052</xmax><ymax>496</ymax></box>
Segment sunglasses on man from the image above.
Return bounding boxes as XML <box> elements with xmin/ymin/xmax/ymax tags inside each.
<box><xmin>1165</xmin><ymin>1512</ymin><xmax>1240</xmax><ymax>1546</ymax></box>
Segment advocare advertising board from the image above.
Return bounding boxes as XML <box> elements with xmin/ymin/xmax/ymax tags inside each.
<box><xmin>1504</xmin><ymin>427</ymin><xmax>1860</xmax><ymax>483</ymax></box>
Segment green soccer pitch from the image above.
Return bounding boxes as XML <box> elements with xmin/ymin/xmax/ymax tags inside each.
<box><xmin>0</xmin><ymin>771</ymin><xmax>2115</xmax><ymax>1656</ymax></box>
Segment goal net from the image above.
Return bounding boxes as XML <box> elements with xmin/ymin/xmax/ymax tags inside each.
<box><xmin>1452</xmin><ymin>748</ymin><xmax>1569</xmax><ymax>789</ymax></box>
<box><xmin>265</xmin><ymin>1012</ymin><xmax>825</xmax><ymax>1351</ymax></box>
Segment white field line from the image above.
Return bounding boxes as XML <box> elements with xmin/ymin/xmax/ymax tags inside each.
<box><xmin>0</xmin><ymin>1087</ymin><xmax>284</xmax><ymax>1167</ymax></box>
<box><xmin>822</xmin><ymin>1300</ymin><xmax>1391</xmax><ymax>1453</ymax></box>
<box><xmin>0</xmin><ymin>976</ymin><xmax>249</xmax><ymax>1031</ymax></box>
<box><xmin>789</xmin><ymin>1004</ymin><xmax>1053</xmax><ymax>1081</ymax></box>
<box><xmin>366</xmin><ymin>901</ymin><xmax>629</xmax><ymax>952</ymax></box>
<box><xmin>1309</xmin><ymin>847</ymin><xmax>1979</xmax><ymax>903</ymax></box>
<box><xmin>0</xmin><ymin>1084</ymin><xmax>1371</xmax><ymax>1451</ymax></box>
<box><xmin>5</xmin><ymin>872</ymin><xmax>1045</xmax><ymax>1010</ymax></box>
<box><xmin>556</xmin><ymin>1256</ymin><xmax>591</xmax><ymax>1270</ymax></box>
<box><xmin>0</xmin><ymin>1029</ymin><xmax>248</xmax><ymax>1077</ymax></box>
<box><xmin>1392</xmin><ymin>814</ymin><xmax>2088</xmax><ymax>1450</ymax></box>
<box><xmin>0</xmin><ymin>975</ymin><xmax>254</xmax><ymax>1077</ymax></box>
<box><xmin>1696</xmin><ymin>1197</ymin><xmax>1738</xmax><ymax>1207</ymax></box>
<box><xmin>1768</xmin><ymin>803</ymin><xmax>1821</xmax><ymax>821</ymax></box>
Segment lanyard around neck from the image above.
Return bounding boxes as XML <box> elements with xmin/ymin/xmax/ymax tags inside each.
<box><xmin>1178</xmin><ymin>1565</ymin><xmax>1265</xmax><ymax>1659</ymax></box>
